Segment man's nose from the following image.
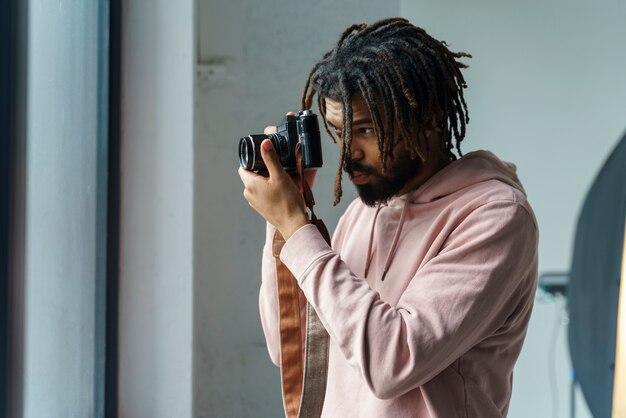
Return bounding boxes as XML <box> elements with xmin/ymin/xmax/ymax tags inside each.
<box><xmin>350</xmin><ymin>144</ymin><xmax>364</xmax><ymax>161</ymax></box>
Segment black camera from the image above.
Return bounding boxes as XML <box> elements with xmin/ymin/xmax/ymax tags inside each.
<box><xmin>239</xmin><ymin>110</ymin><xmax>323</xmax><ymax>173</ymax></box>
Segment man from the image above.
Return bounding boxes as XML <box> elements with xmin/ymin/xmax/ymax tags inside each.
<box><xmin>239</xmin><ymin>17</ymin><xmax>538</xmax><ymax>418</ymax></box>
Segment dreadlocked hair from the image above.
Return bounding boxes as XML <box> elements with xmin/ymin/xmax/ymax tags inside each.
<box><xmin>301</xmin><ymin>17</ymin><xmax>471</xmax><ymax>206</ymax></box>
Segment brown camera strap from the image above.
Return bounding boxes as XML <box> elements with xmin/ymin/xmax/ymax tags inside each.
<box><xmin>272</xmin><ymin>145</ymin><xmax>330</xmax><ymax>418</ymax></box>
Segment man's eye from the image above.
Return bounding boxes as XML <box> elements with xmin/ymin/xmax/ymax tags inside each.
<box><xmin>332</xmin><ymin>127</ymin><xmax>374</xmax><ymax>139</ymax></box>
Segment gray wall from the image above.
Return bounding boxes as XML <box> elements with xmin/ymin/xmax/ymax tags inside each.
<box><xmin>193</xmin><ymin>1</ymin><xmax>398</xmax><ymax>417</ymax></box>
<box><xmin>118</xmin><ymin>0</ymin><xmax>195</xmax><ymax>417</ymax></box>
<box><xmin>400</xmin><ymin>0</ymin><xmax>626</xmax><ymax>417</ymax></box>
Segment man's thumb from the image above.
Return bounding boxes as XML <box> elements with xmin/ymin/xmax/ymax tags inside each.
<box><xmin>261</xmin><ymin>139</ymin><xmax>282</xmax><ymax>177</ymax></box>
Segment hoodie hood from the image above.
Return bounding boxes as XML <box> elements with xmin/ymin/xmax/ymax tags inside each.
<box><xmin>389</xmin><ymin>150</ymin><xmax>526</xmax><ymax>207</ymax></box>
<box><xmin>364</xmin><ymin>150</ymin><xmax>528</xmax><ymax>280</ymax></box>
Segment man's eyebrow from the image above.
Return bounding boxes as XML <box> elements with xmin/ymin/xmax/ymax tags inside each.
<box><xmin>352</xmin><ymin>117</ymin><xmax>373</xmax><ymax>126</ymax></box>
<box><xmin>327</xmin><ymin>118</ymin><xmax>373</xmax><ymax>129</ymax></box>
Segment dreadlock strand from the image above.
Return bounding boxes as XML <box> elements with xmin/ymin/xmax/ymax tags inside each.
<box><xmin>355</xmin><ymin>77</ymin><xmax>386</xmax><ymax>165</ymax></box>
<box><xmin>340</xmin><ymin>73</ymin><xmax>354</xmax><ymax>168</ymax></box>
<box><xmin>317</xmin><ymin>94</ymin><xmax>338</xmax><ymax>145</ymax></box>
<box><xmin>333</xmin><ymin>140</ymin><xmax>345</xmax><ymax>206</ymax></box>
<box><xmin>357</xmin><ymin>57</ymin><xmax>398</xmax><ymax>168</ymax></box>
<box><xmin>376</xmin><ymin>47</ymin><xmax>426</xmax><ymax>148</ymax></box>
<box><xmin>337</xmin><ymin>23</ymin><xmax>367</xmax><ymax>47</ymax></box>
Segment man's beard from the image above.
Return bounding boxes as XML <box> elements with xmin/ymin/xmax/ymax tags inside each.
<box><xmin>345</xmin><ymin>154</ymin><xmax>421</xmax><ymax>207</ymax></box>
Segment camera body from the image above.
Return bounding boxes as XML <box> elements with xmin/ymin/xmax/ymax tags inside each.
<box><xmin>239</xmin><ymin>110</ymin><xmax>323</xmax><ymax>173</ymax></box>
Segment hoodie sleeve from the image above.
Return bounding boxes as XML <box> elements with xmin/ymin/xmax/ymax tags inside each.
<box><xmin>280</xmin><ymin>199</ymin><xmax>538</xmax><ymax>399</ymax></box>
<box><xmin>258</xmin><ymin>200</ymin><xmax>359</xmax><ymax>366</ymax></box>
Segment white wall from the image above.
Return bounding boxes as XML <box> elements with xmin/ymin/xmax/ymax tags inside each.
<box><xmin>400</xmin><ymin>0</ymin><xmax>626</xmax><ymax>417</ymax></box>
<box><xmin>193</xmin><ymin>1</ymin><xmax>398</xmax><ymax>416</ymax></box>
<box><xmin>118</xmin><ymin>0</ymin><xmax>195</xmax><ymax>417</ymax></box>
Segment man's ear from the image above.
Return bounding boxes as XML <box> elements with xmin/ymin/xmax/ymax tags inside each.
<box><xmin>427</xmin><ymin>109</ymin><xmax>444</xmax><ymax>135</ymax></box>
<box><xmin>420</xmin><ymin>115</ymin><xmax>442</xmax><ymax>141</ymax></box>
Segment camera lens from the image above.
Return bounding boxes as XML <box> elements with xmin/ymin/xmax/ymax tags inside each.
<box><xmin>239</xmin><ymin>137</ymin><xmax>253</xmax><ymax>169</ymax></box>
<box><xmin>242</xmin><ymin>142</ymin><xmax>248</xmax><ymax>162</ymax></box>
<box><xmin>239</xmin><ymin>134</ymin><xmax>269</xmax><ymax>171</ymax></box>
<box><xmin>238</xmin><ymin>132</ymin><xmax>294</xmax><ymax>172</ymax></box>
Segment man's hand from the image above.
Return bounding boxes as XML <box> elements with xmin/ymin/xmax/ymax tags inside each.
<box><xmin>239</xmin><ymin>139</ymin><xmax>310</xmax><ymax>241</ymax></box>
<box><xmin>263</xmin><ymin>116</ymin><xmax>317</xmax><ymax>190</ymax></box>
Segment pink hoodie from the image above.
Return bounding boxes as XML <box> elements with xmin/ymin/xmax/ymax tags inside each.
<box><xmin>259</xmin><ymin>150</ymin><xmax>539</xmax><ymax>418</ymax></box>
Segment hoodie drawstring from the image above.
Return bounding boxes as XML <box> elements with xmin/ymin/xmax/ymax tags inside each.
<box><xmin>364</xmin><ymin>197</ymin><xmax>411</xmax><ymax>281</ymax></box>
<box><xmin>363</xmin><ymin>203</ymin><xmax>382</xmax><ymax>279</ymax></box>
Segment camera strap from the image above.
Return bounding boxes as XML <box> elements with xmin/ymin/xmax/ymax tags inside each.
<box><xmin>272</xmin><ymin>145</ymin><xmax>330</xmax><ymax>418</ymax></box>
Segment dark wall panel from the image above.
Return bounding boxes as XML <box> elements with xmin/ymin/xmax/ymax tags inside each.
<box><xmin>568</xmin><ymin>131</ymin><xmax>626</xmax><ymax>418</ymax></box>
<box><xmin>0</xmin><ymin>0</ymin><xmax>16</xmax><ymax>415</ymax></box>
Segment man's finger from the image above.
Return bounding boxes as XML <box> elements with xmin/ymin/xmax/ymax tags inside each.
<box><xmin>238</xmin><ymin>167</ymin><xmax>251</xmax><ymax>183</ymax></box>
<box><xmin>238</xmin><ymin>166</ymin><xmax>261</xmax><ymax>187</ymax></box>
<box><xmin>264</xmin><ymin>125</ymin><xmax>277</xmax><ymax>135</ymax></box>
<box><xmin>260</xmin><ymin>139</ymin><xmax>284</xmax><ymax>178</ymax></box>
